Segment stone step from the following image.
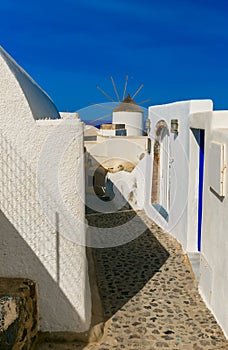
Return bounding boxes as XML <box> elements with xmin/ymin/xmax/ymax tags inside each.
<box><xmin>0</xmin><ymin>278</ymin><xmax>38</xmax><ymax>350</ymax></box>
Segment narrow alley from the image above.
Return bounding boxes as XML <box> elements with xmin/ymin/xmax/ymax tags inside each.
<box><xmin>36</xmin><ymin>209</ymin><xmax>228</xmax><ymax>350</ymax></box>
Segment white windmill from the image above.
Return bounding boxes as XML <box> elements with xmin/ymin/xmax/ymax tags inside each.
<box><xmin>90</xmin><ymin>75</ymin><xmax>150</xmax><ymax>136</ymax></box>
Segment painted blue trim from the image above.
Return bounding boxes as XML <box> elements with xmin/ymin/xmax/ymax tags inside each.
<box><xmin>198</xmin><ymin>130</ymin><xmax>205</xmax><ymax>251</ymax></box>
<box><xmin>152</xmin><ymin>203</ymin><xmax>169</xmax><ymax>221</ymax></box>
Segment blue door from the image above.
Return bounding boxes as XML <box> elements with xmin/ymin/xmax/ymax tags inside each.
<box><xmin>197</xmin><ymin>129</ymin><xmax>205</xmax><ymax>251</ymax></box>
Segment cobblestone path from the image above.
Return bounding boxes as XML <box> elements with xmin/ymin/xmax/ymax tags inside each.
<box><xmin>36</xmin><ymin>209</ymin><xmax>228</xmax><ymax>350</ymax></box>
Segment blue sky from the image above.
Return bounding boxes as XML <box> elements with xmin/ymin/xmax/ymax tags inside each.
<box><xmin>1</xmin><ymin>0</ymin><xmax>228</xmax><ymax>112</ymax></box>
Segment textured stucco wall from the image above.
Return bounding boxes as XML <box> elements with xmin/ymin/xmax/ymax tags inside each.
<box><xmin>0</xmin><ymin>48</ymin><xmax>91</xmax><ymax>332</ymax></box>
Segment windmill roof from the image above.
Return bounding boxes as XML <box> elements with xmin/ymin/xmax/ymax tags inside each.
<box><xmin>113</xmin><ymin>94</ymin><xmax>143</xmax><ymax>112</ymax></box>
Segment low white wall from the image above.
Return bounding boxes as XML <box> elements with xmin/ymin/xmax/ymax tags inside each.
<box><xmin>85</xmin><ymin>136</ymin><xmax>148</xmax><ymax>211</ymax></box>
<box><xmin>85</xmin><ymin>137</ymin><xmax>147</xmax><ymax>166</ymax></box>
<box><xmin>108</xmin><ymin>155</ymin><xmax>147</xmax><ymax>210</ymax></box>
<box><xmin>0</xmin><ymin>48</ymin><xmax>91</xmax><ymax>332</ymax></box>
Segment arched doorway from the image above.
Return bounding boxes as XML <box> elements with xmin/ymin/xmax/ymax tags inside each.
<box><xmin>151</xmin><ymin>121</ymin><xmax>170</xmax><ymax>220</ymax></box>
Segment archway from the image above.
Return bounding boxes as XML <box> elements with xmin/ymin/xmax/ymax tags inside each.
<box><xmin>151</xmin><ymin>121</ymin><xmax>170</xmax><ymax>219</ymax></box>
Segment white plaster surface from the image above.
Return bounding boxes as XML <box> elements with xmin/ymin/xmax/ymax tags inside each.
<box><xmin>113</xmin><ymin>111</ymin><xmax>143</xmax><ymax>136</ymax></box>
<box><xmin>0</xmin><ymin>46</ymin><xmax>60</xmax><ymax>121</ymax></box>
<box><xmin>145</xmin><ymin>101</ymin><xmax>228</xmax><ymax>337</ymax></box>
<box><xmin>208</xmin><ymin>142</ymin><xmax>225</xmax><ymax>196</ymax></box>
<box><xmin>85</xmin><ymin>136</ymin><xmax>147</xmax><ymax>210</ymax></box>
<box><xmin>0</xmin><ymin>47</ymin><xmax>91</xmax><ymax>332</ymax></box>
<box><xmin>107</xmin><ymin>155</ymin><xmax>146</xmax><ymax>210</ymax></box>
<box><xmin>145</xmin><ymin>100</ymin><xmax>213</xmax><ymax>252</ymax></box>
<box><xmin>195</xmin><ymin>124</ymin><xmax>228</xmax><ymax>338</ymax></box>
<box><xmin>60</xmin><ymin>112</ymin><xmax>80</xmax><ymax>120</ymax></box>
<box><xmin>85</xmin><ymin>137</ymin><xmax>147</xmax><ymax>166</ymax></box>
<box><xmin>99</xmin><ymin>128</ymin><xmax>126</xmax><ymax>136</ymax></box>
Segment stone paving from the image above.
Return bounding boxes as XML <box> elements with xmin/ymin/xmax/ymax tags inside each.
<box><xmin>36</xmin><ymin>209</ymin><xmax>228</xmax><ymax>350</ymax></box>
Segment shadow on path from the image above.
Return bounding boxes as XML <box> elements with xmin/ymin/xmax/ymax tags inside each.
<box><xmin>87</xmin><ymin>210</ymin><xmax>169</xmax><ymax>321</ymax></box>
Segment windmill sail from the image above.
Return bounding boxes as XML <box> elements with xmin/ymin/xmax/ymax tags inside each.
<box><xmin>132</xmin><ymin>84</ymin><xmax>144</xmax><ymax>100</ymax></box>
<box><xmin>96</xmin><ymin>85</ymin><xmax>115</xmax><ymax>102</ymax></box>
<box><xmin>110</xmin><ymin>75</ymin><xmax>120</xmax><ymax>102</ymax></box>
<box><xmin>122</xmin><ymin>74</ymin><xmax>128</xmax><ymax>101</ymax></box>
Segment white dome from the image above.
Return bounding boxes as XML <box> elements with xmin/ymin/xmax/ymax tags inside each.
<box><xmin>0</xmin><ymin>46</ymin><xmax>60</xmax><ymax>121</ymax></box>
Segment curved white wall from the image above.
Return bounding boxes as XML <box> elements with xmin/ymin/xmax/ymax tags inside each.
<box><xmin>113</xmin><ymin>111</ymin><xmax>143</xmax><ymax>136</ymax></box>
<box><xmin>0</xmin><ymin>46</ymin><xmax>60</xmax><ymax>121</ymax></box>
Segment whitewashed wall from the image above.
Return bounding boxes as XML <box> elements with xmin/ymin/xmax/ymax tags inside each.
<box><xmin>0</xmin><ymin>47</ymin><xmax>91</xmax><ymax>332</ymax></box>
<box><xmin>0</xmin><ymin>46</ymin><xmax>59</xmax><ymax>121</ymax></box>
<box><xmin>190</xmin><ymin>111</ymin><xmax>228</xmax><ymax>338</ymax></box>
<box><xmin>85</xmin><ymin>136</ymin><xmax>147</xmax><ymax>166</ymax></box>
<box><xmin>113</xmin><ymin>111</ymin><xmax>143</xmax><ymax>136</ymax></box>
<box><xmin>85</xmin><ymin>136</ymin><xmax>148</xmax><ymax>211</ymax></box>
<box><xmin>145</xmin><ymin>100</ymin><xmax>213</xmax><ymax>251</ymax></box>
<box><xmin>108</xmin><ymin>155</ymin><xmax>147</xmax><ymax>210</ymax></box>
<box><xmin>144</xmin><ymin>101</ymin><xmax>228</xmax><ymax>336</ymax></box>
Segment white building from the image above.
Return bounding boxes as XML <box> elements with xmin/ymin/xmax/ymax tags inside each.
<box><xmin>99</xmin><ymin>98</ymin><xmax>228</xmax><ymax>338</ymax></box>
<box><xmin>112</xmin><ymin>94</ymin><xmax>144</xmax><ymax>136</ymax></box>
<box><xmin>190</xmin><ymin>109</ymin><xmax>228</xmax><ymax>338</ymax></box>
<box><xmin>141</xmin><ymin>99</ymin><xmax>228</xmax><ymax>338</ymax></box>
<box><xmin>1</xmin><ymin>44</ymin><xmax>228</xmax><ymax>341</ymax></box>
<box><xmin>144</xmin><ymin>100</ymin><xmax>213</xmax><ymax>251</ymax></box>
<box><xmin>99</xmin><ymin>123</ymin><xmax>126</xmax><ymax>137</ymax></box>
<box><xmin>0</xmin><ymin>46</ymin><xmax>91</xmax><ymax>334</ymax></box>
